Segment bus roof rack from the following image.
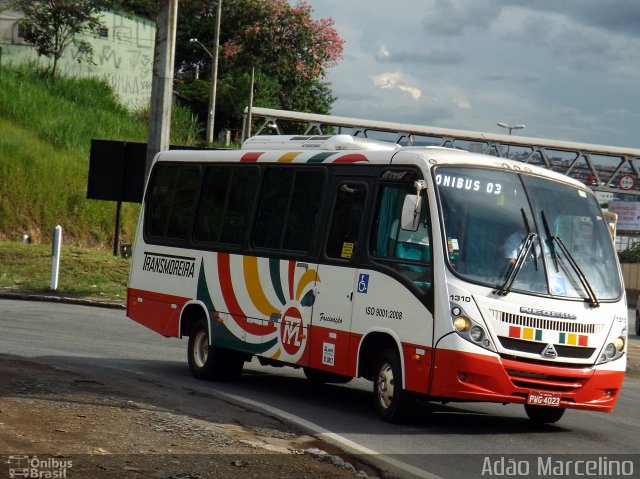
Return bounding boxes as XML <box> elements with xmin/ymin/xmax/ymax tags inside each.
<box><xmin>242</xmin><ymin>134</ymin><xmax>400</xmax><ymax>151</ymax></box>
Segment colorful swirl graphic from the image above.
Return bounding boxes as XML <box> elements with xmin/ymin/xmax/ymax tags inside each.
<box><xmin>197</xmin><ymin>253</ymin><xmax>319</xmax><ymax>364</ymax></box>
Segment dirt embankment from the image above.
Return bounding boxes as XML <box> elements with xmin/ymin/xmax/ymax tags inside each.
<box><xmin>0</xmin><ymin>355</ymin><xmax>385</xmax><ymax>479</ymax></box>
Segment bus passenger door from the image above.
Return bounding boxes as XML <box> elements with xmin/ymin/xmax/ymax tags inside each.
<box><xmin>310</xmin><ymin>178</ymin><xmax>371</xmax><ymax>376</ymax></box>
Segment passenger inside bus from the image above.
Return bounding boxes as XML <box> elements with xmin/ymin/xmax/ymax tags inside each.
<box><xmin>390</xmin><ymin>218</ymin><xmax>430</xmax><ymax>263</ymax></box>
<box><xmin>372</xmin><ymin>186</ymin><xmax>432</xmax><ymax>291</ymax></box>
<box><xmin>503</xmin><ymin>227</ymin><xmax>542</xmax><ymax>268</ymax></box>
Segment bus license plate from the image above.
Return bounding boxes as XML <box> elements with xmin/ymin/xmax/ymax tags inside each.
<box><xmin>527</xmin><ymin>390</ymin><xmax>561</xmax><ymax>407</ymax></box>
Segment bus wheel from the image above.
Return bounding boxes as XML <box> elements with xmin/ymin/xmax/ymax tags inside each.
<box><xmin>187</xmin><ymin>320</ymin><xmax>243</xmax><ymax>381</ymax></box>
<box><xmin>373</xmin><ymin>349</ymin><xmax>411</xmax><ymax>422</ymax></box>
<box><xmin>524</xmin><ymin>404</ymin><xmax>565</xmax><ymax>424</ymax></box>
<box><xmin>303</xmin><ymin>367</ymin><xmax>352</xmax><ymax>384</ymax></box>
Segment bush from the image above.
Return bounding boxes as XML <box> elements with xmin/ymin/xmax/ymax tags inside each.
<box><xmin>618</xmin><ymin>242</ymin><xmax>640</xmax><ymax>263</ymax></box>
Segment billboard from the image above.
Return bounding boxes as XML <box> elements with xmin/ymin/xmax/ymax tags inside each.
<box><xmin>608</xmin><ymin>201</ymin><xmax>640</xmax><ymax>232</ymax></box>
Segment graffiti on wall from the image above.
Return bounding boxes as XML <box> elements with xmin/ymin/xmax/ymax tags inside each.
<box><xmin>0</xmin><ymin>12</ymin><xmax>155</xmax><ymax>110</ymax></box>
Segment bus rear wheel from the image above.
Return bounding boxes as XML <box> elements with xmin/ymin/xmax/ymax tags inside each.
<box><xmin>373</xmin><ymin>349</ymin><xmax>412</xmax><ymax>422</ymax></box>
<box><xmin>187</xmin><ymin>320</ymin><xmax>244</xmax><ymax>381</ymax></box>
<box><xmin>524</xmin><ymin>404</ymin><xmax>566</xmax><ymax>424</ymax></box>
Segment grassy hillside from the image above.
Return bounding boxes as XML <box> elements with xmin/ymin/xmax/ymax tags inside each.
<box><xmin>0</xmin><ymin>241</ymin><xmax>130</xmax><ymax>303</ymax></box>
<box><xmin>0</xmin><ymin>65</ymin><xmax>199</xmax><ymax>247</ymax></box>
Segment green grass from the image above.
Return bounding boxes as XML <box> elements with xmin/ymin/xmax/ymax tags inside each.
<box><xmin>0</xmin><ymin>65</ymin><xmax>215</xmax><ymax>302</ymax></box>
<box><xmin>0</xmin><ymin>241</ymin><xmax>129</xmax><ymax>303</ymax></box>
<box><xmin>0</xmin><ymin>64</ymin><xmax>213</xmax><ymax>301</ymax></box>
<box><xmin>0</xmin><ymin>64</ymin><xmax>200</xmax><ymax>247</ymax></box>
<box><xmin>0</xmin><ymin>116</ymin><xmax>140</xmax><ymax>245</ymax></box>
<box><xmin>0</xmin><ymin>66</ymin><xmax>147</xmax><ymax>155</ymax></box>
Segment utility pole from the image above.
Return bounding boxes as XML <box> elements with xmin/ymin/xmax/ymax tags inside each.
<box><xmin>145</xmin><ymin>0</ymin><xmax>179</xmax><ymax>184</ymax></box>
<box><xmin>245</xmin><ymin>65</ymin><xmax>255</xmax><ymax>140</ymax></box>
<box><xmin>207</xmin><ymin>0</ymin><xmax>222</xmax><ymax>145</ymax></box>
<box><xmin>190</xmin><ymin>1</ymin><xmax>221</xmax><ymax>145</ymax></box>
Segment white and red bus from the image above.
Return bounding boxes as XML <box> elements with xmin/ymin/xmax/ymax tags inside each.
<box><xmin>127</xmin><ymin>135</ymin><xmax>627</xmax><ymax>423</ymax></box>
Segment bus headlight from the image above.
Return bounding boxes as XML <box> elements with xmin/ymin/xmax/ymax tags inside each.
<box><xmin>604</xmin><ymin>343</ymin><xmax>616</xmax><ymax>359</ymax></box>
<box><xmin>597</xmin><ymin>334</ymin><xmax>626</xmax><ymax>364</ymax></box>
<box><xmin>469</xmin><ymin>326</ymin><xmax>484</xmax><ymax>342</ymax></box>
<box><xmin>450</xmin><ymin>303</ymin><xmax>495</xmax><ymax>352</ymax></box>
<box><xmin>453</xmin><ymin>316</ymin><xmax>471</xmax><ymax>333</ymax></box>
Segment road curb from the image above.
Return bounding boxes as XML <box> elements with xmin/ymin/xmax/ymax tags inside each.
<box><xmin>0</xmin><ymin>291</ymin><xmax>125</xmax><ymax>309</ymax></box>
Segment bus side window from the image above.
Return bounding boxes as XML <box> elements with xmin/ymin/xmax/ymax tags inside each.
<box><xmin>371</xmin><ymin>186</ymin><xmax>432</xmax><ymax>290</ymax></box>
<box><xmin>326</xmin><ymin>182</ymin><xmax>367</xmax><ymax>260</ymax></box>
<box><xmin>253</xmin><ymin>168</ymin><xmax>325</xmax><ymax>252</ymax></box>
<box><xmin>146</xmin><ymin>165</ymin><xmax>200</xmax><ymax>242</ymax></box>
<box><xmin>194</xmin><ymin>166</ymin><xmax>260</xmax><ymax>246</ymax></box>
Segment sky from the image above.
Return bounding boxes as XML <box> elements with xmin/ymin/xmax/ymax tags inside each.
<box><xmin>306</xmin><ymin>0</ymin><xmax>640</xmax><ymax>149</ymax></box>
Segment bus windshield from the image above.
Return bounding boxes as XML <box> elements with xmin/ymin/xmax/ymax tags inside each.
<box><xmin>435</xmin><ymin>166</ymin><xmax>621</xmax><ymax>301</ymax></box>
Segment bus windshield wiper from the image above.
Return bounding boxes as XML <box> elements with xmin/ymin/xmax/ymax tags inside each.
<box><xmin>520</xmin><ymin>207</ymin><xmax>538</xmax><ymax>271</ymax></box>
<box><xmin>495</xmin><ymin>232</ymin><xmax>536</xmax><ymax>296</ymax></box>
<box><xmin>495</xmin><ymin>209</ymin><xmax>537</xmax><ymax>296</ymax></box>
<box><xmin>541</xmin><ymin>210</ymin><xmax>559</xmax><ymax>273</ymax></box>
<box><xmin>541</xmin><ymin>210</ymin><xmax>600</xmax><ymax>308</ymax></box>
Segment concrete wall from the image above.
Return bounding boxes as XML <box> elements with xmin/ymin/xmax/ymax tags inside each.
<box><xmin>0</xmin><ymin>9</ymin><xmax>154</xmax><ymax>110</ymax></box>
<box><xmin>622</xmin><ymin>263</ymin><xmax>640</xmax><ymax>291</ymax></box>
<box><xmin>622</xmin><ymin>263</ymin><xmax>640</xmax><ymax>306</ymax></box>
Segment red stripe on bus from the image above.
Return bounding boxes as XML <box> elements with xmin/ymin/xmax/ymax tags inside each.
<box><xmin>333</xmin><ymin>153</ymin><xmax>369</xmax><ymax>163</ymax></box>
<box><xmin>126</xmin><ymin>288</ymin><xmax>187</xmax><ymax>337</ymax></box>
<box><xmin>241</xmin><ymin>151</ymin><xmax>264</xmax><ymax>162</ymax></box>
<box><xmin>218</xmin><ymin>252</ymin><xmax>276</xmax><ymax>336</ymax></box>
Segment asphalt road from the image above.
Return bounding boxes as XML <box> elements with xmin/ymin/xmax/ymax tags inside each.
<box><xmin>1</xmin><ymin>299</ymin><xmax>638</xmax><ymax>479</ymax></box>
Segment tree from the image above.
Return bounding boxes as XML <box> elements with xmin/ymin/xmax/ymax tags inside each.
<box><xmin>175</xmin><ymin>0</ymin><xmax>344</xmax><ymax>137</ymax></box>
<box><xmin>219</xmin><ymin>0</ymin><xmax>343</xmax><ymax>83</ymax></box>
<box><xmin>113</xmin><ymin>0</ymin><xmax>157</xmax><ymax>20</ymax></box>
<box><xmin>11</xmin><ymin>0</ymin><xmax>106</xmax><ymax>78</ymax></box>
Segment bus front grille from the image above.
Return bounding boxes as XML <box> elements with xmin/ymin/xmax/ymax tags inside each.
<box><xmin>498</xmin><ymin>336</ymin><xmax>596</xmax><ymax>359</ymax></box>
<box><xmin>490</xmin><ymin>309</ymin><xmax>604</xmax><ymax>334</ymax></box>
<box><xmin>505</xmin><ymin>368</ymin><xmax>586</xmax><ymax>392</ymax></box>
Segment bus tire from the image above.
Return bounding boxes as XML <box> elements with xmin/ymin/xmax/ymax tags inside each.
<box><xmin>187</xmin><ymin>320</ymin><xmax>243</xmax><ymax>381</ymax></box>
<box><xmin>373</xmin><ymin>349</ymin><xmax>412</xmax><ymax>422</ymax></box>
<box><xmin>524</xmin><ymin>404</ymin><xmax>565</xmax><ymax>424</ymax></box>
<box><xmin>303</xmin><ymin>367</ymin><xmax>352</xmax><ymax>384</ymax></box>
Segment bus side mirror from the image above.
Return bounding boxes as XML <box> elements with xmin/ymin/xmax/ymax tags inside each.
<box><xmin>401</xmin><ymin>194</ymin><xmax>421</xmax><ymax>231</ymax></box>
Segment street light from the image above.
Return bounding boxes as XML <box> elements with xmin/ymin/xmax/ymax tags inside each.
<box><xmin>496</xmin><ymin>122</ymin><xmax>526</xmax><ymax>135</ymax></box>
<box><xmin>190</xmin><ymin>38</ymin><xmax>213</xmax><ymax>57</ymax></box>
<box><xmin>497</xmin><ymin>122</ymin><xmax>525</xmax><ymax>158</ymax></box>
<box><xmin>190</xmin><ymin>0</ymin><xmax>222</xmax><ymax>145</ymax></box>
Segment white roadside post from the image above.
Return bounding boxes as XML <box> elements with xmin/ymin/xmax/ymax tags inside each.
<box><xmin>50</xmin><ymin>225</ymin><xmax>62</xmax><ymax>290</ymax></box>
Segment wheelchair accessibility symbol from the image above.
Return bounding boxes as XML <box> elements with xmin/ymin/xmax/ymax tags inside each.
<box><xmin>357</xmin><ymin>274</ymin><xmax>369</xmax><ymax>294</ymax></box>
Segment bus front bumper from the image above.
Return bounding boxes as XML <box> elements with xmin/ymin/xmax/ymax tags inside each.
<box><xmin>430</xmin><ymin>348</ymin><xmax>624</xmax><ymax>412</ymax></box>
